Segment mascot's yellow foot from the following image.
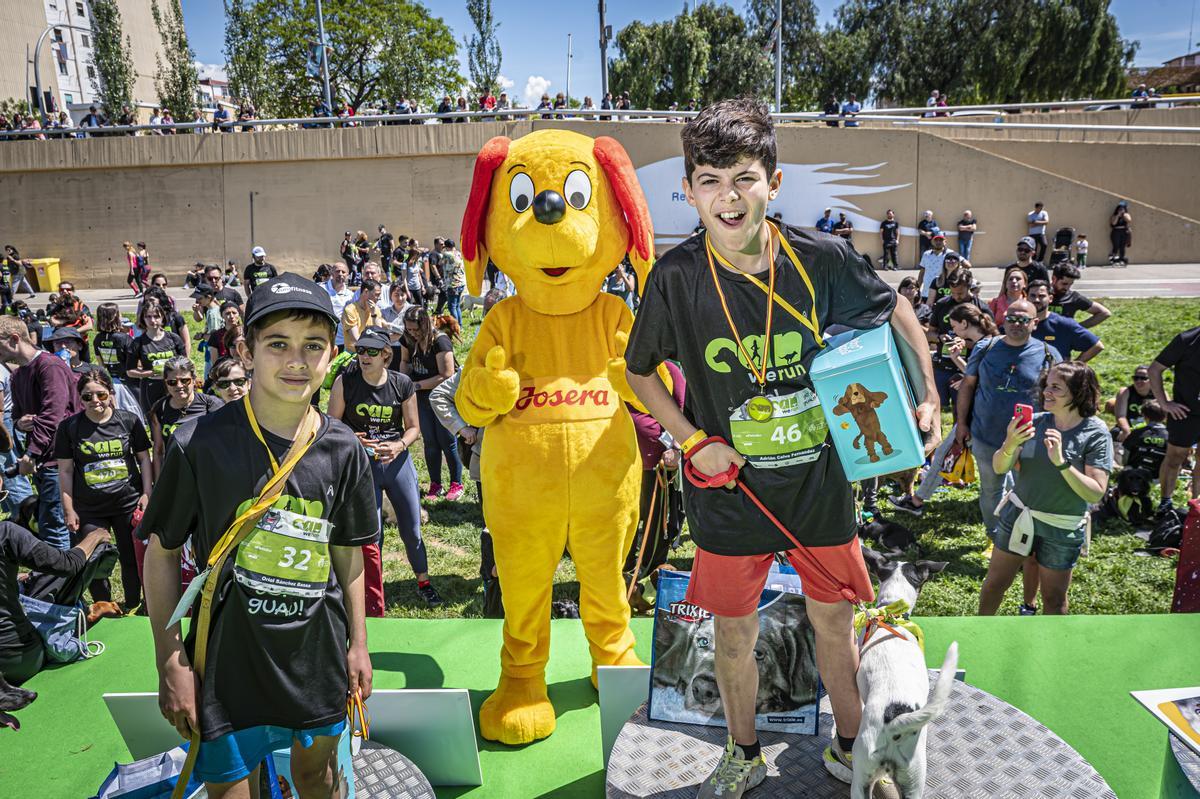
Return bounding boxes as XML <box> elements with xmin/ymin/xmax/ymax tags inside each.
<box><xmin>479</xmin><ymin>674</ymin><xmax>556</xmax><ymax>745</ymax></box>
<box><xmin>591</xmin><ymin>650</ymin><xmax>646</xmax><ymax>689</ymax></box>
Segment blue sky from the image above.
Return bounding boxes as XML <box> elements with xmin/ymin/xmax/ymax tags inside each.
<box><xmin>182</xmin><ymin>0</ymin><xmax>1200</xmax><ymax>104</ymax></box>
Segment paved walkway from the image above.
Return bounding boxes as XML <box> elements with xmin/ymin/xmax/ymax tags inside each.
<box><xmin>61</xmin><ymin>262</ymin><xmax>1200</xmax><ymax>314</ymax></box>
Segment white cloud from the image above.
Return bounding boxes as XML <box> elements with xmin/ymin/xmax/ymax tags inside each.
<box><xmin>194</xmin><ymin>61</ymin><xmax>228</xmax><ymax>82</ymax></box>
<box><xmin>523</xmin><ymin>75</ymin><xmax>551</xmax><ymax>108</ymax></box>
<box><xmin>497</xmin><ymin>74</ymin><xmax>514</xmax><ymax>91</ymax></box>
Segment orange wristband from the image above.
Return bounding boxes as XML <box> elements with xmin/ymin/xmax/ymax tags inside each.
<box><xmin>681</xmin><ymin>429</ymin><xmax>708</xmax><ymax>456</ymax></box>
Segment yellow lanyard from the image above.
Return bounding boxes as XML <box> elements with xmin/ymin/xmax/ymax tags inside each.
<box><xmin>206</xmin><ymin>396</ymin><xmax>319</xmax><ymax>566</ymax></box>
<box><xmin>705</xmin><ymin>225</ymin><xmax>777</xmax><ymax>389</ymax></box>
<box><xmin>706</xmin><ymin>219</ymin><xmax>824</xmax><ymax>348</ymax></box>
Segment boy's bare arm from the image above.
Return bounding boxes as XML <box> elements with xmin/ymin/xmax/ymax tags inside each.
<box><xmin>144</xmin><ymin>535</ymin><xmax>199</xmax><ymax>739</ymax></box>
<box><xmin>889</xmin><ymin>297</ymin><xmax>941</xmax><ymax>454</ymax></box>
<box><xmin>332</xmin><ymin>544</ymin><xmax>372</xmax><ymax>699</ymax></box>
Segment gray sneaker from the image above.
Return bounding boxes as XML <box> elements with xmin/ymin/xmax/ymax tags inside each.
<box><xmin>697</xmin><ymin>737</ymin><xmax>766</xmax><ymax>798</ymax></box>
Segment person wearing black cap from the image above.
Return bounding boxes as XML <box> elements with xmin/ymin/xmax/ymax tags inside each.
<box><xmin>328</xmin><ymin>325</ymin><xmax>437</xmax><ymax>611</ymax></box>
<box><xmin>141</xmin><ymin>272</ymin><xmax>376</xmax><ymax>796</ymax></box>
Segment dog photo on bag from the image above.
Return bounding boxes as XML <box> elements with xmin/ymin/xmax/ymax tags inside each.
<box><xmin>648</xmin><ymin>570</ymin><xmax>820</xmax><ymax>734</ymax></box>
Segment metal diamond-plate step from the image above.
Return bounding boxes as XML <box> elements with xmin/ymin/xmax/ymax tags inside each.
<box><xmin>607</xmin><ymin>673</ymin><xmax>1115</xmax><ymax>798</ymax></box>
<box><xmin>1172</xmin><ymin>734</ymin><xmax>1200</xmax><ymax>794</ymax></box>
<box><xmin>352</xmin><ymin>741</ymin><xmax>435</xmax><ymax>799</ymax></box>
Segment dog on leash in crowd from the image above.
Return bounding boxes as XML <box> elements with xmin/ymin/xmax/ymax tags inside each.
<box><xmin>853</xmin><ymin>547</ymin><xmax>956</xmax><ymax>799</ymax></box>
<box><xmin>858</xmin><ymin>515</ymin><xmax>918</xmax><ymax>557</ymax></box>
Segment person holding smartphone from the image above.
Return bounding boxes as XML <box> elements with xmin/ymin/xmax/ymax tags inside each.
<box><xmin>978</xmin><ymin>361</ymin><xmax>1111</xmax><ymax>616</ymax></box>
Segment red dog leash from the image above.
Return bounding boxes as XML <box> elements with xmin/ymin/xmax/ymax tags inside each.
<box><xmin>683</xmin><ymin>436</ymin><xmax>868</xmax><ymax>608</ymax></box>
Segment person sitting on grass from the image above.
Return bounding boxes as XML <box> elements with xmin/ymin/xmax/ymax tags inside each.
<box><xmin>1108</xmin><ymin>365</ymin><xmax>1154</xmax><ymax>444</ymax></box>
<box><xmin>1122</xmin><ymin>400</ymin><xmax>1169</xmax><ymax>475</ymax></box>
<box><xmin>978</xmin><ymin>361</ymin><xmax>1111</xmax><ymax>616</ymax></box>
<box><xmin>0</xmin><ymin>523</ymin><xmax>110</xmax><ymax>684</ymax></box>
<box><xmin>142</xmin><ymin>273</ymin><xmax>377</xmax><ymax>798</ymax></box>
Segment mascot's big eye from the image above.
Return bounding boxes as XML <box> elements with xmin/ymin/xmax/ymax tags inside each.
<box><xmin>564</xmin><ymin>169</ymin><xmax>592</xmax><ymax>210</ymax></box>
<box><xmin>509</xmin><ymin>172</ymin><xmax>534</xmax><ymax>213</ymax></box>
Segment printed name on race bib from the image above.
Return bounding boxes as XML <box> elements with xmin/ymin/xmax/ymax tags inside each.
<box><xmin>234</xmin><ymin>507</ymin><xmax>333</xmax><ymax>602</ymax></box>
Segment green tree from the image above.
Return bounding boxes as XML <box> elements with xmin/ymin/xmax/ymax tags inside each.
<box><xmin>836</xmin><ymin>0</ymin><xmax>1138</xmax><ymax>105</ymax></box>
<box><xmin>609</xmin><ymin>20</ymin><xmax>669</xmax><ymax>108</ymax></box>
<box><xmin>464</xmin><ymin>0</ymin><xmax>502</xmax><ymax>97</ymax></box>
<box><xmin>151</xmin><ymin>0</ymin><xmax>200</xmax><ymax>118</ymax></box>
<box><xmin>223</xmin><ymin>0</ymin><xmax>274</xmax><ymax>114</ymax></box>
<box><xmin>89</xmin><ymin>0</ymin><xmax>136</xmax><ymax>117</ymax></box>
<box><xmin>663</xmin><ymin>12</ymin><xmax>711</xmax><ymax>106</ymax></box>
<box><xmin>745</xmin><ymin>0</ymin><xmax>822</xmax><ymax>109</ymax></box>
<box><xmin>255</xmin><ymin>0</ymin><xmax>462</xmax><ymax>116</ymax></box>
<box><xmin>811</xmin><ymin>27</ymin><xmax>873</xmax><ymax>108</ymax></box>
<box><xmin>692</xmin><ymin>3</ymin><xmax>772</xmax><ymax>105</ymax></box>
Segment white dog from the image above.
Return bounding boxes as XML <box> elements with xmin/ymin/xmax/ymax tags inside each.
<box><xmin>853</xmin><ymin>548</ymin><xmax>958</xmax><ymax>798</ymax></box>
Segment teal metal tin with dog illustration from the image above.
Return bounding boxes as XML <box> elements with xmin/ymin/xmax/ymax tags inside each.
<box><xmin>809</xmin><ymin>324</ymin><xmax>924</xmax><ymax>482</ymax></box>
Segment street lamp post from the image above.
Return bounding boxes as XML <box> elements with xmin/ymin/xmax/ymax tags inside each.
<box><xmin>314</xmin><ymin>0</ymin><xmax>333</xmax><ymax>112</ymax></box>
<box><xmin>33</xmin><ymin>22</ymin><xmax>96</xmax><ymax>125</ymax></box>
<box><xmin>774</xmin><ymin>0</ymin><xmax>783</xmax><ymax>113</ymax></box>
<box><xmin>566</xmin><ymin>34</ymin><xmax>573</xmax><ymax>108</ymax></box>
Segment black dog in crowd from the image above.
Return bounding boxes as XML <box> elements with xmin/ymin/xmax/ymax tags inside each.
<box><xmin>859</xmin><ymin>515</ymin><xmax>918</xmax><ymax>556</ymax></box>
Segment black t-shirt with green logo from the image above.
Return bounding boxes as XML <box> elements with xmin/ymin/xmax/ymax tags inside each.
<box><xmin>93</xmin><ymin>331</ymin><xmax>133</xmax><ymax>379</ymax></box>
<box><xmin>139</xmin><ymin>401</ymin><xmax>376</xmax><ymax>740</ymax></box>
<box><xmin>127</xmin><ymin>331</ymin><xmax>186</xmax><ymax>378</ymax></box>
<box><xmin>151</xmin><ymin>392</ymin><xmax>224</xmax><ymax>441</ymax></box>
<box><xmin>1049</xmin><ymin>289</ymin><xmax>1091</xmax><ymax>319</ymax></box>
<box><xmin>52</xmin><ymin>409</ymin><xmax>151</xmax><ymax>515</ymax></box>
<box><xmin>340</xmin><ymin>368</ymin><xmax>414</xmax><ymax>442</ymax></box>
<box><xmin>627</xmin><ymin>224</ymin><xmax>896</xmax><ymax>554</ymax></box>
<box><xmin>242</xmin><ymin>261</ymin><xmax>278</xmax><ymax>292</ymax></box>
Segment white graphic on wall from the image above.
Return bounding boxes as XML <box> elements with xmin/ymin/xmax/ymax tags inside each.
<box><xmin>635</xmin><ymin>156</ymin><xmax>918</xmax><ymax>247</ymax></box>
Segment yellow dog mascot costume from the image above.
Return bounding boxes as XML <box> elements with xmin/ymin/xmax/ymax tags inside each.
<box><xmin>457</xmin><ymin>128</ymin><xmax>661</xmax><ymax>744</ymax></box>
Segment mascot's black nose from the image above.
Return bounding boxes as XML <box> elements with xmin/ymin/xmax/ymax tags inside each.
<box><xmin>533</xmin><ymin>190</ymin><xmax>566</xmax><ymax>225</ymax></box>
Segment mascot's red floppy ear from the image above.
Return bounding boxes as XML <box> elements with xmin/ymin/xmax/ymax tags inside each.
<box><xmin>460</xmin><ymin>136</ymin><xmax>510</xmax><ymax>295</ymax></box>
<box><xmin>593</xmin><ymin>136</ymin><xmax>655</xmax><ymax>292</ymax></box>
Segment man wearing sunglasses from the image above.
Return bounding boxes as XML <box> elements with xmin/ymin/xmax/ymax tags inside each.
<box><xmin>1010</xmin><ymin>236</ymin><xmax>1049</xmax><ymax>285</ymax></box>
<box><xmin>953</xmin><ymin>298</ymin><xmax>1060</xmax><ymax>532</ymax></box>
<box><xmin>202</xmin><ymin>265</ymin><xmax>243</xmax><ymax>308</ymax></box>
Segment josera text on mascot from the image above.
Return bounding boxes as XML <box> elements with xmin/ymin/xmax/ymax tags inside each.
<box><xmin>456</xmin><ymin>128</ymin><xmax>672</xmax><ymax>745</ymax></box>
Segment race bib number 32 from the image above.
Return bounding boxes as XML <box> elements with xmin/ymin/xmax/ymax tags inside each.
<box><xmin>234</xmin><ymin>508</ymin><xmax>333</xmax><ymax>599</ymax></box>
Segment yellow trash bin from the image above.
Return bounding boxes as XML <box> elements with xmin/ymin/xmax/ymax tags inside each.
<box><xmin>27</xmin><ymin>258</ymin><xmax>60</xmax><ymax>292</ymax></box>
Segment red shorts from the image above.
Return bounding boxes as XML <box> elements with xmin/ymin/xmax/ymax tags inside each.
<box><xmin>685</xmin><ymin>538</ymin><xmax>874</xmax><ymax>616</ymax></box>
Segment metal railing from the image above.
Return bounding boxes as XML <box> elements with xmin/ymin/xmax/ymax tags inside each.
<box><xmin>2</xmin><ymin>94</ymin><xmax>1199</xmax><ymax>139</ymax></box>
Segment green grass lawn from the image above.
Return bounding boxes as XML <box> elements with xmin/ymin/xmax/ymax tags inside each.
<box><xmin>143</xmin><ymin>297</ymin><xmax>1191</xmax><ymax>618</ymax></box>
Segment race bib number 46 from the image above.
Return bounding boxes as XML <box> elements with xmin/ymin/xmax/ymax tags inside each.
<box><xmin>729</xmin><ymin>388</ymin><xmax>829</xmax><ymax>468</ymax></box>
<box><xmin>234</xmin><ymin>508</ymin><xmax>333</xmax><ymax>599</ymax></box>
